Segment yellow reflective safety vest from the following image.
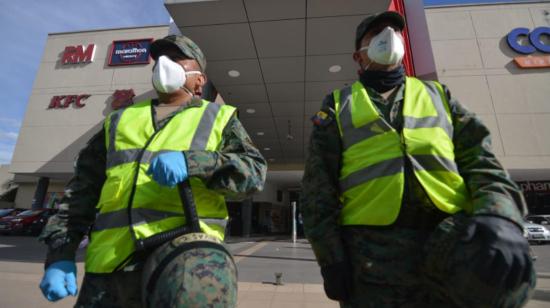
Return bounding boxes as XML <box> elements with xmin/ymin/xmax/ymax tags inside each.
<box><xmin>333</xmin><ymin>77</ymin><xmax>472</xmax><ymax>226</ymax></box>
<box><xmin>86</xmin><ymin>99</ymin><xmax>236</xmax><ymax>273</ymax></box>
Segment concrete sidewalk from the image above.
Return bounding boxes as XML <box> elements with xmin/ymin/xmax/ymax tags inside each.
<box><xmin>0</xmin><ymin>236</ymin><xmax>548</xmax><ymax>307</ymax></box>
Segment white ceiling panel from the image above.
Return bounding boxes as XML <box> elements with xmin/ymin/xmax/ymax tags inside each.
<box><xmin>307</xmin><ymin>0</ymin><xmax>390</xmax><ymax>18</ymax></box>
<box><xmin>266</xmin><ymin>83</ymin><xmax>304</xmax><ymax>102</ymax></box>
<box><xmin>180</xmin><ymin>23</ymin><xmax>256</xmax><ymax>61</ymax></box>
<box><xmin>307</xmin><ymin>15</ymin><xmax>368</xmax><ymax>55</ymax></box>
<box><xmin>271</xmin><ymin>102</ymin><xmax>304</xmax><ymax>117</ymax></box>
<box><xmin>254</xmin><ymin>137</ymin><xmax>281</xmax><ymax>148</ymax></box>
<box><xmin>235</xmin><ymin>103</ymin><xmax>272</xmax><ymax>118</ymax></box>
<box><xmin>166</xmin><ymin>0</ymin><xmax>247</xmax><ymax>26</ymax></box>
<box><xmin>217</xmin><ymin>84</ymin><xmax>268</xmax><ymax>104</ymax></box>
<box><xmin>239</xmin><ymin>117</ymin><xmax>279</xmax><ymax>137</ymax></box>
<box><xmin>244</xmin><ymin>0</ymin><xmax>306</xmax><ymax>22</ymax></box>
<box><xmin>259</xmin><ymin>57</ymin><xmax>305</xmax><ymax>83</ymax></box>
<box><xmin>306</xmin><ymin>54</ymin><xmax>358</xmax><ymax>82</ymax></box>
<box><xmin>305</xmin><ymin>80</ymin><xmax>355</xmax><ymax>101</ymax></box>
<box><xmin>241</xmin><ymin>124</ymin><xmax>279</xmax><ymax>142</ymax></box>
<box><xmin>207</xmin><ymin>59</ymin><xmax>262</xmax><ymax>86</ymax></box>
<box><xmin>250</xmin><ymin>19</ymin><xmax>305</xmax><ymax>58</ymax></box>
<box><xmin>239</xmin><ymin>116</ymin><xmax>276</xmax><ymax>128</ymax></box>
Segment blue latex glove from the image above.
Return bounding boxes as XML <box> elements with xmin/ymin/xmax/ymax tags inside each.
<box><xmin>39</xmin><ymin>260</ymin><xmax>78</xmax><ymax>302</ymax></box>
<box><xmin>147</xmin><ymin>151</ymin><xmax>188</xmax><ymax>187</ymax></box>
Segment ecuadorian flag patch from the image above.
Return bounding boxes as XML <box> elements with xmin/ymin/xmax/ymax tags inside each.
<box><xmin>311</xmin><ymin>111</ymin><xmax>332</xmax><ymax>127</ymax></box>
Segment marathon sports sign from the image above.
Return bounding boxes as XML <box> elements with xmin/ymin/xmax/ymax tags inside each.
<box><xmin>48</xmin><ymin>95</ymin><xmax>90</xmax><ymax>109</ymax></box>
<box><xmin>108</xmin><ymin>38</ymin><xmax>153</xmax><ymax>66</ymax></box>
<box><xmin>507</xmin><ymin>27</ymin><xmax>550</xmax><ymax>69</ymax></box>
<box><xmin>61</xmin><ymin>44</ymin><xmax>96</xmax><ymax>64</ymax></box>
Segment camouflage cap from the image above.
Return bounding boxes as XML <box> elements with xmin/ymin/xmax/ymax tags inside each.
<box><xmin>150</xmin><ymin>35</ymin><xmax>207</xmax><ymax>71</ymax></box>
<box><xmin>355</xmin><ymin>11</ymin><xmax>405</xmax><ymax>50</ymax></box>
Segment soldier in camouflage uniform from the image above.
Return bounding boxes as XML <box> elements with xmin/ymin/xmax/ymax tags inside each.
<box><xmin>38</xmin><ymin>35</ymin><xmax>266</xmax><ymax>307</ymax></box>
<box><xmin>302</xmin><ymin>11</ymin><xmax>535</xmax><ymax>307</ymax></box>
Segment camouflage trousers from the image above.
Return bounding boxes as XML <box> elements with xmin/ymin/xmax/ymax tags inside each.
<box><xmin>340</xmin><ymin>227</ymin><xmax>457</xmax><ymax>308</ymax></box>
<box><xmin>75</xmin><ymin>270</ymin><xmax>143</xmax><ymax>308</ymax></box>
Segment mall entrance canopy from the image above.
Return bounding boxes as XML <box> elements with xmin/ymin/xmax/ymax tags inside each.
<box><xmin>165</xmin><ymin>0</ymin><xmax>435</xmax><ymax>178</ymax></box>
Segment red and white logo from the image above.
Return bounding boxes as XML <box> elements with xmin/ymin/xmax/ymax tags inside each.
<box><xmin>61</xmin><ymin>44</ymin><xmax>96</xmax><ymax>65</ymax></box>
<box><xmin>48</xmin><ymin>95</ymin><xmax>90</xmax><ymax>109</ymax></box>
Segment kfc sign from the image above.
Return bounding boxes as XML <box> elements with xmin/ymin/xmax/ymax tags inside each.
<box><xmin>48</xmin><ymin>95</ymin><xmax>90</xmax><ymax>109</ymax></box>
<box><xmin>108</xmin><ymin>38</ymin><xmax>152</xmax><ymax>66</ymax></box>
<box><xmin>61</xmin><ymin>44</ymin><xmax>96</xmax><ymax>64</ymax></box>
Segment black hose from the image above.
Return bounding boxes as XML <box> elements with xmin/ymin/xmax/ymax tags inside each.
<box><xmin>178</xmin><ymin>180</ymin><xmax>201</xmax><ymax>232</ymax></box>
<box><xmin>134</xmin><ymin>180</ymin><xmax>200</xmax><ymax>251</ymax></box>
<box><xmin>135</xmin><ymin>225</ymin><xmax>191</xmax><ymax>251</ymax></box>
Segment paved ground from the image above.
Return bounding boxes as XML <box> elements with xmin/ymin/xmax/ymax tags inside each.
<box><xmin>0</xmin><ymin>235</ymin><xmax>549</xmax><ymax>307</ymax></box>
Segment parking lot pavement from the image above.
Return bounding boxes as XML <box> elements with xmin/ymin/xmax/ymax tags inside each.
<box><xmin>0</xmin><ymin>236</ymin><xmax>549</xmax><ymax>307</ymax></box>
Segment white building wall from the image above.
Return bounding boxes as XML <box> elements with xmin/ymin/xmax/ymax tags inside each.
<box><xmin>14</xmin><ymin>184</ymin><xmax>35</xmax><ymax>209</ymax></box>
<box><xmin>10</xmin><ymin>26</ymin><xmax>169</xmax><ymax>176</ymax></box>
<box><xmin>426</xmin><ymin>2</ymin><xmax>550</xmax><ymax>179</ymax></box>
<box><xmin>0</xmin><ymin>165</ymin><xmax>14</xmax><ymax>194</ymax></box>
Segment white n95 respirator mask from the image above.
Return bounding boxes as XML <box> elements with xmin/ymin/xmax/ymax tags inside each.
<box><xmin>359</xmin><ymin>26</ymin><xmax>405</xmax><ymax>66</ymax></box>
<box><xmin>152</xmin><ymin>55</ymin><xmax>202</xmax><ymax>94</ymax></box>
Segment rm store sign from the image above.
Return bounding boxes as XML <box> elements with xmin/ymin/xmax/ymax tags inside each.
<box><xmin>507</xmin><ymin>27</ymin><xmax>550</xmax><ymax>68</ymax></box>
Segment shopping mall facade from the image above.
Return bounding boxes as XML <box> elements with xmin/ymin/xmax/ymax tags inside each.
<box><xmin>6</xmin><ymin>0</ymin><xmax>550</xmax><ymax>235</ymax></box>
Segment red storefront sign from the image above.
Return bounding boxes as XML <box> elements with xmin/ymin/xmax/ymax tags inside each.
<box><xmin>61</xmin><ymin>44</ymin><xmax>96</xmax><ymax>64</ymax></box>
<box><xmin>48</xmin><ymin>95</ymin><xmax>90</xmax><ymax>109</ymax></box>
<box><xmin>514</xmin><ymin>55</ymin><xmax>550</xmax><ymax>69</ymax></box>
<box><xmin>388</xmin><ymin>0</ymin><xmax>414</xmax><ymax>76</ymax></box>
<box><xmin>111</xmin><ymin>89</ymin><xmax>136</xmax><ymax>110</ymax></box>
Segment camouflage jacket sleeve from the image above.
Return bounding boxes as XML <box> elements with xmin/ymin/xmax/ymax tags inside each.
<box><xmin>184</xmin><ymin>115</ymin><xmax>267</xmax><ymax>200</ymax></box>
<box><xmin>301</xmin><ymin>95</ymin><xmax>348</xmax><ymax>267</ymax></box>
<box><xmin>39</xmin><ymin>128</ymin><xmax>106</xmax><ymax>267</ymax></box>
<box><xmin>447</xmin><ymin>85</ymin><xmax>527</xmax><ymax>227</ymax></box>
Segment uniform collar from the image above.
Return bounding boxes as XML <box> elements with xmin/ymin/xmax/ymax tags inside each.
<box><xmin>364</xmin><ymin>82</ymin><xmax>405</xmax><ymax>103</ymax></box>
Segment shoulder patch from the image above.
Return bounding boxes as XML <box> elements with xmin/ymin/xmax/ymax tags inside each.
<box><xmin>311</xmin><ymin>110</ymin><xmax>333</xmax><ymax>127</ymax></box>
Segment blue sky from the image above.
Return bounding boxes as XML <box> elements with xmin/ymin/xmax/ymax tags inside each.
<box><xmin>0</xmin><ymin>0</ymin><xmax>170</xmax><ymax>164</ymax></box>
<box><xmin>0</xmin><ymin>0</ymin><xmax>540</xmax><ymax>164</ymax></box>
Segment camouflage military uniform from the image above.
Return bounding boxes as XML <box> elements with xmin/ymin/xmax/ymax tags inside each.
<box><xmin>39</xmin><ymin>99</ymin><xmax>267</xmax><ymax>307</ymax></box>
<box><xmin>301</xmin><ymin>81</ymin><xmax>528</xmax><ymax>307</ymax></box>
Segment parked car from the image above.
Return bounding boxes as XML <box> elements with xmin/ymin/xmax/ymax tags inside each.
<box><xmin>0</xmin><ymin>209</ymin><xmax>57</xmax><ymax>235</ymax></box>
<box><xmin>525</xmin><ymin>214</ymin><xmax>550</xmax><ymax>226</ymax></box>
<box><xmin>523</xmin><ymin>221</ymin><xmax>550</xmax><ymax>245</ymax></box>
<box><xmin>0</xmin><ymin>208</ymin><xmax>25</xmax><ymax>218</ymax></box>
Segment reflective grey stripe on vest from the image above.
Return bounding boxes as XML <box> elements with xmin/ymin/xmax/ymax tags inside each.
<box><xmin>403</xmin><ymin>81</ymin><xmax>453</xmax><ymax>139</ymax></box>
<box><xmin>106</xmin><ymin>109</ymin><xmax>124</xmax><ymax>163</ymax></box>
<box><xmin>200</xmin><ymin>218</ymin><xmax>228</xmax><ymax>229</ymax></box>
<box><xmin>106</xmin><ymin>149</ymin><xmax>175</xmax><ymax>169</ymax></box>
<box><xmin>105</xmin><ymin>102</ymin><xmax>222</xmax><ymax>169</ymax></box>
<box><xmin>339</xmin><ymin>154</ymin><xmax>458</xmax><ymax>192</ymax></box>
<box><xmin>338</xmin><ymin>86</ymin><xmax>393</xmax><ymax>150</ymax></box>
<box><xmin>340</xmin><ymin>157</ymin><xmax>404</xmax><ymax>192</ymax></box>
<box><xmin>408</xmin><ymin>154</ymin><xmax>458</xmax><ymax>174</ymax></box>
<box><xmin>190</xmin><ymin>102</ymin><xmax>221</xmax><ymax>149</ymax></box>
<box><xmin>93</xmin><ymin>208</ymin><xmax>227</xmax><ymax>231</ymax></box>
